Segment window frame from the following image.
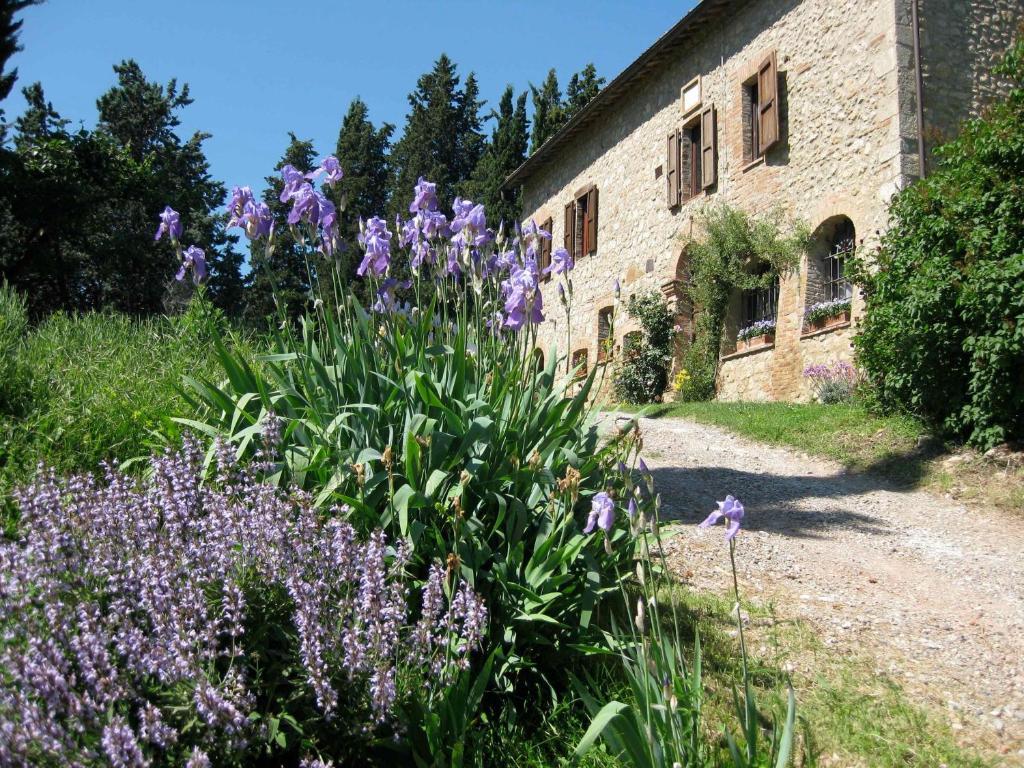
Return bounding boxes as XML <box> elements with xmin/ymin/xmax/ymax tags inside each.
<box><xmin>596</xmin><ymin>306</ymin><xmax>614</xmax><ymax>362</ymax></box>
<box><xmin>742</xmin><ymin>278</ymin><xmax>780</xmax><ymax>329</ymax></box>
<box><xmin>825</xmin><ymin>220</ymin><xmax>855</xmax><ymax>301</ymax></box>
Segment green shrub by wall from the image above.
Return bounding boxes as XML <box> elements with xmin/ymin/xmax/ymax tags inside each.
<box><xmin>852</xmin><ymin>38</ymin><xmax>1024</xmax><ymax>449</ymax></box>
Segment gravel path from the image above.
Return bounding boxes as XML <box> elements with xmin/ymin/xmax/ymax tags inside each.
<box><xmin>620</xmin><ymin>414</ymin><xmax>1024</xmax><ymax>761</ymax></box>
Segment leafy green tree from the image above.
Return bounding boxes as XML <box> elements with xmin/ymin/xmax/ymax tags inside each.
<box><xmin>332</xmin><ymin>97</ymin><xmax>393</xmax><ymax>280</ymax></box>
<box><xmin>852</xmin><ymin>37</ymin><xmax>1024</xmax><ymax>448</ymax></box>
<box><xmin>389</xmin><ymin>54</ymin><xmax>484</xmax><ymax>217</ymax></box>
<box><xmin>243</xmin><ymin>133</ymin><xmax>318</xmax><ymax>325</ymax></box>
<box><xmin>0</xmin><ymin>61</ymin><xmax>243</xmax><ymax>317</ymax></box>
<box><xmin>95</xmin><ymin>60</ymin><xmax>243</xmax><ymax>314</ymax></box>
<box><xmin>469</xmin><ymin>85</ymin><xmax>528</xmax><ymax>230</ymax></box>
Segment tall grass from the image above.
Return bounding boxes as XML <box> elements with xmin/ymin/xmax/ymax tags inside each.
<box><xmin>0</xmin><ymin>287</ymin><xmax>252</xmax><ymax>516</ymax></box>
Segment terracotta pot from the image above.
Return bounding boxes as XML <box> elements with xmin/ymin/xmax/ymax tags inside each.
<box><xmin>740</xmin><ymin>332</ymin><xmax>774</xmax><ymax>350</ymax></box>
<box><xmin>806</xmin><ymin>309</ymin><xmax>850</xmax><ymax>332</ymax></box>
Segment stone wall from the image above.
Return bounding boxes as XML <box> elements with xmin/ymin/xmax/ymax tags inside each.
<box><xmin>519</xmin><ymin>0</ymin><xmax>1021</xmax><ymax>403</ymax></box>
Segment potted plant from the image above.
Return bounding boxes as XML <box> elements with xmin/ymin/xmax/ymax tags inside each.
<box><xmin>736</xmin><ymin>319</ymin><xmax>776</xmax><ymax>350</ymax></box>
<box><xmin>803</xmin><ymin>297</ymin><xmax>851</xmax><ymax>332</ymax></box>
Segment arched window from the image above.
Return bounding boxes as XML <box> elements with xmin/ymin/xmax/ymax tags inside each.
<box><xmin>808</xmin><ymin>216</ymin><xmax>854</xmax><ymax>304</ymax></box>
<box><xmin>533</xmin><ymin>348</ymin><xmax>545</xmax><ymax>372</ymax></box>
<box><xmin>571</xmin><ymin>348</ymin><xmax>589</xmax><ymax>379</ymax></box>
<box><xmin>673</xmin><ymin>250</ymin><xmax>696</xmax><ymax>343</ymax></box>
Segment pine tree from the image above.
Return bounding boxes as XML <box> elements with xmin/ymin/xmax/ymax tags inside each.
<box><xmin>0</xmin><ymin>1</ymin><xmax>39</xmax><ymax>106</ymax></box>
<box><xmin>332</xmin><ymin>97</ymin><xmax>393</xmax><ymax>283</ymax></box>
<box><xmin>243</xmin><ymin>133</ymin><xmax>317</xmax><ymax>325</ymax></box>
<box><xmin>389</xmin><ymin>54</ymin><xmax>485</xmax><ymax>218</ymax></box>
<box><xmin>529</xmin><ymin>69</ymin><xmax>563</xmax><ymax>153</ymax></box>
<box><xmin>469</xmin><ymin>85</ymin><xmax>528</xmax><ymax>230</ymax></box>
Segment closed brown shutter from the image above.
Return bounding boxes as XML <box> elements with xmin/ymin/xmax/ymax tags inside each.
<box><xmin>666</xmin><ymin>131</ymin><xmax>680</xmax><ymax>208</ymax></box>
<box><xmin>757</xmin><ymin>51</ymin><xmax>779</xmax><ymax>155</ymax></box>
<box><xmin>586</xmin><ymin>186</ymin><xmax>598</xmax><ymax>254</ymax></box>
<box><xmin>540</xmin><ymin>216</ymin><xmax>553</xmax><ymax>276</ymax></box>
<box><xmin>700</xmin><ymin>105</ymin><xmax>717</xmax><ymax>189</ymax></box>
<box><xmin>563</xmin><ymin>201</ymin><xmax>575</xmax><ymax>255</ymax></box>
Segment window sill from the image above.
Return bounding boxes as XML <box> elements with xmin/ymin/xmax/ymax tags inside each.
<box><xmin>800</xmin><ymin>320</ymin><xmax>851</xmax><ymax>340</ymax></box>
<box><xmin>740</xmin><ymin>156</ymin><xmax>765</xmax><ymax>173</ymax></box>
<box><xmin>720</xmin><ymin>341</ymin><xmax>774</xmax><ymax>361</ymax></box>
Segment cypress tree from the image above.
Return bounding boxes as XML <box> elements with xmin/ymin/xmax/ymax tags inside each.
<box><xmin>529</xmin><ymin>69</ymin><xmax>562</xmax><ymax>153</ymax></box>
<box><xmin>469</xmin><ymin>85</ymin><xmax>528</xmax><ymax>230</ymax></box>
<box><xmin>389</xmin><ymin>54</ymin><xmax>485</xmax><ymax>217</ymax></box>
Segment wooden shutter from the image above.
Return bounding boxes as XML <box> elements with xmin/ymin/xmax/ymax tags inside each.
<box><xmin>540</xmin><ymin>217</ymin><xmax>553</xmax><ymax>277</ymax></box>
<box><xmin>700</xmin><ymin>105</ymin><xmax>717</xmax><ymax>189</ymax></box>
<box><xmin>563</xmin><ymin>201</ymin><xmax>575</xmax><ymax>255</ymax></box>
<box><xmin>757</xmin><ymin>51</ymin><xmax>779</xmax><ymax>155</ymax></box>
<box><xmin>666</xmin><ymin>130</ymin><xmax>680</xmax><ymax>208</ymax></box>
<box><xmin>586</xmin><ymin>186</ymin><xmax>598</xmax><ymax>254</ymax></box>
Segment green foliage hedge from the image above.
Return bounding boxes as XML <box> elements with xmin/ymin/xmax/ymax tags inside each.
<box><xmin>852</xmin><ymin>38</ymin><xmax>1024</xmax><ymax>448</ymax></box>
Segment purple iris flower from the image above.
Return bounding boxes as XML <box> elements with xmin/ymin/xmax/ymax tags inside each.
<box><xmin>239</xmin><ymin>200</ymin><xmax>273</xmax><ymax>240</ymax></box>
<box><xmin>451</xmin><ymin>197</ymin><xmax>486</xmax><ymax>234</ymax></box>
<box><xmin>698</xmin><ymin>495</ymin><xmax>745</xmax><ymax>540</ymax></box>
<box><xmin>226</xmin><ymin>186</ymin><xmax>255</xmax><ymax>223</ymax></box>
<box><xmin>584</xmin><ymin>492</ymin><xmax>615</xmax><ymax>534</ymax></box>
<box><xmin>357</xmin><ymin>216</ymin><xmax>392</xmax><ymax>277</ymax></box>
<box><xmin>501</xmin><ymin>258</ymin><xmax>544</xmax><ymax>329</ymax></box>
<box><xmin>372</xmin><ymin>277</ymin><xmax>399</xmax><ymax>313</ymax></box>
<box><xmin>410</xmin><ymin>177</ymin><xmax>438</xmax><ymax>213</ymax></box>
<box><xmin>544</xmin><ymin>247</ymin><xmax>574</xmax><ymax>276</ymax></box>
<box><xmin>176</xmin><ymin>245</ymin><xmax>208</xmax><ymax>285</ymax></box>
<box><xmin>627</xmin><ymin>498</ymin><xmax>638</xmax><ymax>520</ymax></box>
<box><xmin>307</xmin><ymin>155</ymin><xmax>344</xmax><ymax>186</ymax></box>
<box><xmin>279</xmin><ymin>164</ymin><xmax>306</xmax><ymax>202</ymax></box>
<box><xmin>638</xmin><ymin>458</ymin><xmax>650</xmax><ymax>475</ymax></box>
<box><xmin>154</xmin><ymin>206</ymin><xmax>182</xmax><ymax>242</ymax></box>
<box><xmin>287</xmin><ymin>184</ymin><xmax>335</xmax><ymax>229</ymax></box>
<box><xmin>421</xmin><ymin>210</ymin><xmax>450</xmax><ymax>239</ymax></box>
<box><xmin>521</xmin><ymin>219</ymin><xmax>552</xmax><ymax>244</ymax></box>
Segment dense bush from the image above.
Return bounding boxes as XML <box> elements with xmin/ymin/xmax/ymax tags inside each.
<box><xmin>852</xmin><ymin>38</ymin><xmax>1024</xmax><ymax>448</ymax></box>
<box><xmin>613</xmin><ymin>291</ymin><xmax>675</xmax><ymax>404</ymax></box>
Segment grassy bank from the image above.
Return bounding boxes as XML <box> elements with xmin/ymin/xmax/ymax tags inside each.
<box><xmin>615</xmin><ymin>401</ymin><xmax>1023</xmax><ymax>515</ymax></box>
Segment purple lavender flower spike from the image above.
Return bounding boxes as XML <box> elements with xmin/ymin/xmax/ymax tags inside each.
<box><xmin>154</xmin><ymin>205</ymin><xmax>182</xmax><ymax>242</ymax></box>
<box><xmin>698</xmin><ymin>494</ymin><xmax>745</xmax><ymax>540</ymax></box>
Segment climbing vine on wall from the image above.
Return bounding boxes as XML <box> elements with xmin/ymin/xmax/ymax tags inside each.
<box><xmin>678</xmin><ymin>204</ymin><xmax>808</xmax><ymax>401</ymax></box>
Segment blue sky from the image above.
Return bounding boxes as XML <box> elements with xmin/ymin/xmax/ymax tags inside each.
<box><xmin>9</xmin><ymin>1</ymin><xmax>696</xmax><ymax>198</ymax></box>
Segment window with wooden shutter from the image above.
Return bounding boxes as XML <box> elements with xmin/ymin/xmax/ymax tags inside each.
<box><xmin>563</xmin><ymin>202</ymin><xmax>575</xmax><ymax>256</ymax></box>
<box><xmin>585</xmin><ymin>186</ymin><xmax>598</xmax><ymax>254</ymax></box>
<box><xmin>700</xmin><ymin>105</ymin><xmax>717</xmax><ymax>189</ymax></box>
<box><xmin>757</xmin><ymin>51</ymin><xmax>779</xmax><ymax>155</ymax></box>
<box><xmin>539</xmin><ymin>216</ymin><xmax>553</xmax><ymax>278</ymax></box>
<box><xmin>666</xmin><ymin>130</ymin><xmax>680</xmax><ymax>208</ymax></box>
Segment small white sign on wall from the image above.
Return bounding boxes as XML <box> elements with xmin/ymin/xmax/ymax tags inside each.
<box><xmin>681</xmin><ymin>76</ymin><xmax>701</xmax><ymax>116</ymax></box>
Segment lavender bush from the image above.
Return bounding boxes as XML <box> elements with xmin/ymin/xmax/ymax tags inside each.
<box><xmin>803</xmin><ymin>360</ymin><xmax>859</xmax><ymax>404</ymax></box>
<box><xmin>0</xmin><ymin>436</ymin><xmax>483</xmax><ymax>766</ymax></box>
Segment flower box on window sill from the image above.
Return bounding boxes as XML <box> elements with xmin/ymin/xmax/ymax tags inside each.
<box><xmin>804</xmin><ymin>309</ymin><xmax>850</xmax><ymax>333</ymax></box>
<box><xmin>739</xmin><ymin>332</ymin><xmax>775</xmax><ymax>351</ymax></box>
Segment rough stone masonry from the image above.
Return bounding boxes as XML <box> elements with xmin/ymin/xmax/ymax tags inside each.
<box><xmin>505</xmin><ymin>0</ymin><xmax>1022</xmax><ymax>402</ymax></box>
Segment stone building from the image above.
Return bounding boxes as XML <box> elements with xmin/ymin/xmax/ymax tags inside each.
<box><xmin>502</xmin><ymin>0</ymin><xmax>1022</xmax><ymax>401</ymax></box>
